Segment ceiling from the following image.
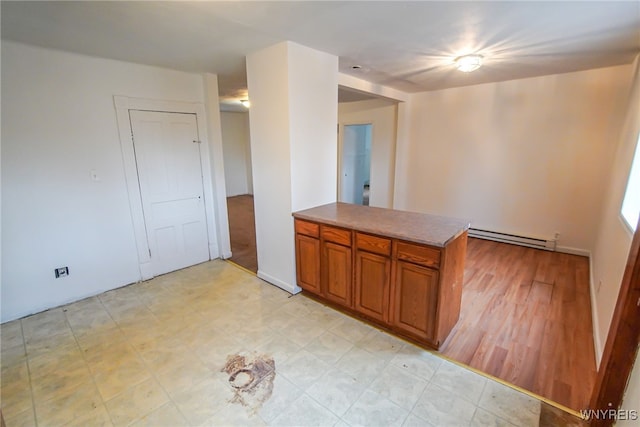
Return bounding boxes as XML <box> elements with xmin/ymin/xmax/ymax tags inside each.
<box><xmin>2</xmin><ymin>1</ymin><xmax>639</xmax><ymax>109</ymax></box>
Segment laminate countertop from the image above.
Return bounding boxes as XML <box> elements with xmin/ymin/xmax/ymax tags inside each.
<box><xmin>292</xmin><ymin>202</ymin><xmax>470</xmax><ymax>248</ymax></box>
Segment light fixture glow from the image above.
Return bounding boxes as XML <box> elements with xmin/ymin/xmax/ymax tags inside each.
<box><xmin>455</xmin><ymin>54</ymin><xmax>483</xmax><ymax>72</ymax></box>
<box><xmin>240</xmin><ymin>99</ymin><xmax>250</xmax><ymax>108</ymax></box>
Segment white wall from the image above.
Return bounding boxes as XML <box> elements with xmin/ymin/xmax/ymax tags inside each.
<box><xmin>395</xmin><ymin>65</ymin><xmax>633</xmax><ymax>253</ymax></box>
<box><xmin>0</xmin><ymin>41</ymin><xmax>219</xmax><ymax>322</ymax></box>
<box><xmin>339</xmin><ymin>99</ymin><xmax>398</xmax><ymax>208</ymax></box>
<box><xmin>591</xmin><ymin>58</ymin><xmax>640</xmax><ymax>363</ymax></box>
<box><xmin>220</xmin><ymin>111</ymin><xmax>253</xmax><ymax>196</ymax></box>
<box><xmin>288</xmin><ymin>42</ymin><xmax>338</xmax><ymax>213</ymax></box>
<box><xmin>246</xmin><ymin>43</ymin><xmax>295</xmax><ymax>292</ymax></box>
<box><xmin>338</xmin><ymin>73</ymin><xmax>409</xmax><ymax>103</ymax></box>
<box><xmin>247</xmin><ymin>41</ymin><xmax>337</xmax><ymax>294</ymax></box>
<box><xmin>619</xmin><ymin>349</ymin><xmax>640</xmax><ymax>426</ymax></box>
<box><xmin>203</xmin><ymin>74</ymin><xmax>232</xmax><ymax>260</ymax></box>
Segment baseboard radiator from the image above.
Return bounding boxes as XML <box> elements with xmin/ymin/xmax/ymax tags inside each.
<box><xmin>468</xmin><ymin>228</ymin><xmax>557</xmax><ymax>251</ymax></box>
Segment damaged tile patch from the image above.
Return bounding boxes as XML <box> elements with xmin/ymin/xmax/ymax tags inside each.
<box><xmin>221</xmin><ymin>352</ymin><xmax>275</xmax><ymax>413</ymax></box>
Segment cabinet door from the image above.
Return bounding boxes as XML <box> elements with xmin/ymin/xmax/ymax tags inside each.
<box><xmin>355</xmin><ymin>251</ymin><xmax>391</xmax><ymax>322</ymax></box>
<box><xmin>295</xmin><ymin>234</ymin><xmax>321</xmax><ymax>294</ymax></box>
<box><xmin>322</xmin><ymin>242</ymin><xmax>352</xmax><ymax>307</ymax></box>
<box><xmin>392</xmin><ymin>260</ymin><xmax>439</xmax><ymax>342</ymax></box>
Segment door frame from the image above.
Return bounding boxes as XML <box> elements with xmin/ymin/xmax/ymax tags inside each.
<box><xmin>337</xmin><ymin>121</ymin><xmax>373</xmax><ymax>204</ymax></box>
<box><xmin>590</xmin><ymin>216</ymin><xmax>640</xmax><ymax>424</ymax></box>
<box><xmin>114</xmin><ymin>96</ymin><xmax>220</xmax><ymax>280</ymax></box>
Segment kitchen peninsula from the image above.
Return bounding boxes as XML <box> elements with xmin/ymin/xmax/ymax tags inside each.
<box><xmin>293</xmin><ymin>202</ymin><xmax>470</xmax><ymax>349</ymax></box>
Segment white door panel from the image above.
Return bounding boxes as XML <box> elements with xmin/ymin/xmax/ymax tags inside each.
<box><xmin>130</xmin><ymin>110</ymin><xmax>210</xmax><ymax>276</ymax></box>
<box><xmin>340</xmin><ymin>124</ymin><xmax>371</xmax><ymax>205</ymax></box>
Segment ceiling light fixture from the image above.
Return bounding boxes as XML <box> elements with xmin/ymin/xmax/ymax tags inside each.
<box><xmin>240</xmin><ymin>99</ymin><xmax>250</xmax><ymax>108</ymax></box>
<box><xmin>455</xmin><ymin>54</ymin><xmax>483</xmax><ymax>72</ymax></box>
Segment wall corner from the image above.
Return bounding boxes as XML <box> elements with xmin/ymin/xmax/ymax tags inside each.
<box><xmin>203</xmin><ymin>73</ymin><xmax>232</xmax><ymax>259</ymax></box>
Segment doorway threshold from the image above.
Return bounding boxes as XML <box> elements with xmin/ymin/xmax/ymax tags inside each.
<box><xmin>225</xmin><ymin>259</ymin><xmax>258</xmax><ymax>276</ymax></box>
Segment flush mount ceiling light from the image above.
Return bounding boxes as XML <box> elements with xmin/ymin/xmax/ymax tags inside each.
<box><xmin>455</xmin><ymin>54</ymin><xmax>483</xmax><ymax>72</ymax></box>
<box><xmin>240</xmin><ymin>99</ymin><xmax>250</xmax><ymax>108</ymax></box>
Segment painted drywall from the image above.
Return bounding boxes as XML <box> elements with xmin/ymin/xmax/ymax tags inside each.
<box><xmin>338</xmin><ymin>73</ymin><xmax>409</xmax><ymax>103</ymax></box>
<box><xmin>0</xmin><ymin>41</ymin><xmax>220</xmax><ymax>322</ymax></box>
<box><xmin>395</xmin><ymin>65</ymin><xmax>633</xmax><ymax>254</ymax></box>
<box><xmin>619</xmin><ymin>348</ymin><xmax>640</xmax><ymax>426</ymax></box>
<box><xmin>203</xmin><ymin>73</ymin><xmax>232</xmax><ymax>260</ymax></box>
<box><xmin>591</xmin><ymin>57</ymin><xmax>640</xmax><ymax>362</ymax></box>
<box><xmin>246</xmin><ymin>41</ymin><xmax>337</xmax><ymax>293</ymax></box>
<box><xmin>246</xmin><ymin>43</ymin><xmax>295</xmax><ymax>292</ymax></box>
<box><xmin>338</xmin><ymin>99</ymin><xmax>398</xmax><ymax>208</ymax></box>
<box><xmin>220</xmin><ymin>111</ymin><xmax>253</xmax><ymax>197</ymax></box>
<box><xmin>287</xmin><ymin>41</ymin><xmax>338</xmax><ymax>213</ymax></box>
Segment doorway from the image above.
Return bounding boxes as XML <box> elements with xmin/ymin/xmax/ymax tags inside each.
<box><xmin>226</xmin><ymin>195</ymin><xmax>258</xmax><ymax>272</ymax></box>
<box><xmin>220</xmin><ymin>110</ymin><xmax>258</xmax><ymax>273</ymax></box>
<box><xmin>337</xmin><ymin>87</ymin><xmax>399</xmax><ymax>208</ymax></box>
<box><xmin>115</xmin><ymin>96</ymin><xmax>223</xmax><ymax>281</ymax></box>
<box><xmin>129</xmin><ymin>110</ymin><xmax>210</xmax><ymax>276</ymax></box>
<box><xmin>339</xmin><ymin>123</ymin><xmax>372</xmax><ymax>206</ymax></box>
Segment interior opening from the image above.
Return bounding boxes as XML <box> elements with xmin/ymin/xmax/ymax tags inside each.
<box><xmin>337</xmin><ymin>86</ymin><xmax>399</xmax><ymax>209</ymax></box>
<box><xmin>339</xmin><ymin>123</ymin><xmax>372</xmax><ymax>206</ymax></box>
<box><xmin>220</xmin><ymin>105</ymin><xmax>258</xmax><ymax>273</ymax></box>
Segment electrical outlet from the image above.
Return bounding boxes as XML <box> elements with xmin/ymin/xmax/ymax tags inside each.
<box><xmin>55</xmin><ymin>267</ymin><xmax>69</xmax><ymax>278</ymax></box>
<box><xmin>554</xmin><ymin>232</ymin><xmax>560</xmax><ymax>240</ymax></box>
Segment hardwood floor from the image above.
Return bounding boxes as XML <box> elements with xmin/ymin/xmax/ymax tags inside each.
<box><xmin>226</xmin><ymin>194</ymin><xmax>258</xmax><ymax>273</ymax></box>
<box><xmin>439</xmin><ymin>237</ymin><xmax>596</xmax><ymax>411</ymax></box>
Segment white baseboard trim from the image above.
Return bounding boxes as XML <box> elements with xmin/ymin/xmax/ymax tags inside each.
<box><xmin>139</xmin><ymin>262</ymin><xmax>154</xmax><ymax>281</ymax></box>
<box><xmin>209</xmin><ymin>244</ymin><xmax>221</xmax><ymax>260</ymax></box>
<box><xmin>257</xmin><ymin>270</ymin><xmax>301</xmax><ymax>295</ymax></box>
<box><xmin>589</xmin><ymin>253</ymin><xmax>603</xmax><ymax>368</ymax></box>
<box><xmin>556</xmin><ymin>245</ymin><xmax>591</xmax><ymax>257</ymax></box>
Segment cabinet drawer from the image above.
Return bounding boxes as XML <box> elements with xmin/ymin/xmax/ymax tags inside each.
<box><xmin>321</xmin><ymin>225</ymin><xmax>351</xmax><ymax>246</ymax></box>
<box><xmin>295</xmin><ymin>219</ymin><xmax>319</xmax><ymax>238</ymax></box>
<box><xmin>356</xmin><ymin>232</ymin><xmax>391</xmax><ymax>256</ymax></box>
<box><xmin>395</xmin><ymin>241</ymin><xmax>441</xmax><ymax>269</ymax></box>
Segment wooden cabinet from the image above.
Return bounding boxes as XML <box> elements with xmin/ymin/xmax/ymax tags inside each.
<box><xmin>295</xmin><ymin>227</ymin><xmax>321</xmax><ymax>294</ymax></box>
<box><xmin>323</xmin><ymin>241</ymin><xmax>352</xmax><ymax>307</ymax></box>
<box><xmin>295</xmin><ymin>219</ymin><xmax>353</xmax><ymax>307</ymax></box>
<box><xmin>321</xmin><ymin>225</ymin><xmax>353</xmax><ymax>307</ymax></box>
<box><xmin>355</xmin><ymin>250</ymin><xmax>390</xmax><ymax>322</ymax></box>
<box><xmin>391</xmin><ymin>239</ymin><xmax>442</xmax><ymax>344</ymax></box>
<box><xmin>293</xmin><ymin>209</ymin><xmax>467</xmax><ymax>350</ymax></box>
<box><xmin>354</xmin><ymin>232</ymin><xmax>391</xmax><ymax>322</ymax></box>
<box><xmin>391</xmin><ymin>260</ymin><xmax>439</xmax><ymax>343</ymax></box>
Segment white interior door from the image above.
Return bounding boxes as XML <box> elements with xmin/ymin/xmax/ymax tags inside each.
<box><xmin>340</xmin><ymin>124</ymin><xmax>372</xmax><ymax>205</ymax></box>
<box><xmin>130</xmin><ymin>110</ymin><xmax>210</xmax><ymax>276</ymax></box>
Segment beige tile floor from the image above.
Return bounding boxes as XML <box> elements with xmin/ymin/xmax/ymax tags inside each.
<box><xmin>1</xmin><ymin>260</ymin><xmax>550</xmax><ymax>426</ymax></box>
